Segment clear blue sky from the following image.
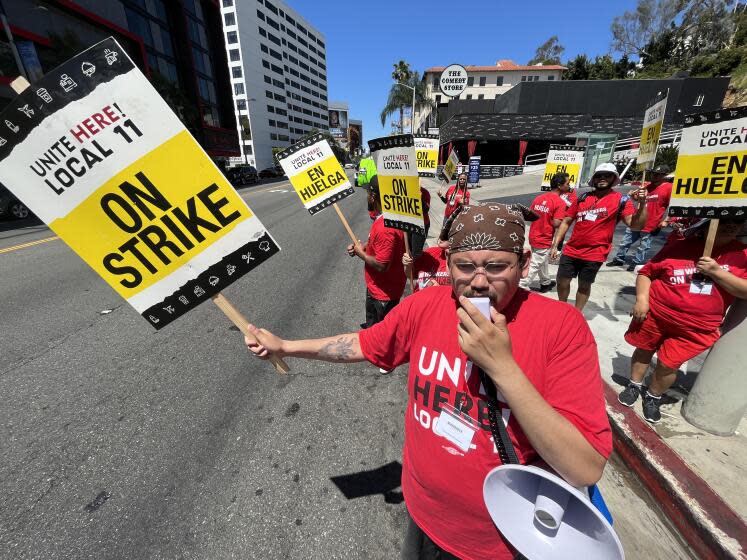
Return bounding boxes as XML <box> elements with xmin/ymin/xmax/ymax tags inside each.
<box><xmin>286</xmin><ymin>0</ymin><xmax>640</xmax><ymax>144</ymax></box>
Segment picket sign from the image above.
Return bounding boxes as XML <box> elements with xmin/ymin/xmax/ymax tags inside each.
<box><xmin>9</xmin><ymin>74</ymin><xmax>289</xmax><ymax>374</ymax></box>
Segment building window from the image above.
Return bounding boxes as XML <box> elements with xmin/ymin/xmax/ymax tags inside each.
<box><xmin>227</xmin><ymin>31</ymin><xmax>238</xmax><ymax>44</ymax></box>
<box><xmin>521</xmin><ymin>76</ymin><xmax>527</xmax><ymax>82</ymax></box>
<box><xmin>479</xmin><ymin>76</ymin><xmax>486</xmax><ymax>86</ymax></box>
<box><xmin>467</xmin><ymin>76</ymin><xmax>474</xmax><ymax>86</ymax></box>
<box><xmin>466</xmin><ymin>94</ymin><xmax>472</xmax><ymax>100</ymax></box>
<box><xmin>229</xmin><ymin>49</ymin><xmax>240</xmax><ymax>62</ymax></box>
<box><xmin>224</xmin><ymin>13</ymin><xmax>235</xmax><ymax>26</ymax></box>
<box><xmin>236</xmin><ymin>99</ymin><xmax>246</xmax><ymax>110</ymax></box>
<box><xmin>435</xmin><ymin>94</ymin><xmax>441</xmax><ymax>104</ymax></box>
<box><xmin>264</xmin><ymin>75</ymin><xmax>272</xmax><ymax>84</ymax></box>
<box><xmin>244</xmin><ymin>145</ymin><xmax>253</xmax><ymax>155</ymax></box>
<box><xmin>234</xmin><ymin>83</ymin><xmax>244</xmax><ymax>95</ymax></box>
<box><xmin>270</xmin><ymin>133</ymin><xmax>278</xmax><ymax>140</ymax></box>
<box><xmin>496</xmin><ymin>76</ymin><xmax>504</xmax><ymax>86</ymax></box>
<box><xmin>232</xmin><ymin>66</ymin><xmax>242</xmax><ymax>79</ymax></box>
<box><xmin>259</xmin><ymin>28</ymin><xmax>266</xmax><ymax>37</ymax></box>
<box><xmin>266</xmin><ymin>90</ymin><xmax>274</xmax><ymax>98</ymax></box>
<box><xmin>694</xmin><ymin>94</ymin><xmax>705</xmax><ymax>106</ymax></box>
<box><xmin>257</xmin><ymin>10</ymin><xmax>265</xmax><ymax>20</ymax></box>
<box><xmin>478</xmin><ymin>94</ymin><xmax>484</xmax><ymax>99</ymax></box>
<box><xmin>547</xmin><ymin>75</ymin><xmax>555</xmax><ymax>81</ymax></box>
<box><xmin>223</xmin><ymin>0</ymin><xmax>233</xmax><ymax>6</ymax></box>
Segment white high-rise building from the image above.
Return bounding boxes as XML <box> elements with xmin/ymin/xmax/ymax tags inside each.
<box><xmin>219</xmin><ymin>0</ymin><xmax>329</xmax><ymax>170</ymax></box>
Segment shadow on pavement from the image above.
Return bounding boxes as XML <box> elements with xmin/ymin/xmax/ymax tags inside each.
<box><xmin>330</xmin><ymin>460</ymin><xmax>404</xmax><ymax>504</ymax></box>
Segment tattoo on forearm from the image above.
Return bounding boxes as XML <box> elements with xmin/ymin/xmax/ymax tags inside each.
<box><xmin>320</xmin><ymin>336</ymin><xmax>354</xmax><ymax>361</ymax></box>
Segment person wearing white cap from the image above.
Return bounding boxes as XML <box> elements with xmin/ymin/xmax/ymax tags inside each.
<box><xmin>550</xmin><ymin>163</ymin><xmax>648</xmax><ymax>310</ymax></box>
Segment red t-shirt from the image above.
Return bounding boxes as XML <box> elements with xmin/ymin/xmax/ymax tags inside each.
<box><xmin>364</xmin><ymin>215</ymin><xmax>406</xmax><ymax>301</ymax></box>
<box><xmin>420</xmin><ymin>186</ymin><xmax>431</xmax><ymax>227</ymax></box>
<box><xmin>528</xmin><ymin>192</ymin><xmax>566</xmax><ymax>249</ymax></box>
<box><xmin>443</xmin><ymin>184</ymin><xmax>470</xmax><ymax>219</ymax></box>
<box><xmin>413</xmin><ymin>246</ymin><xmax>449</xmax><ymax>291</ymax></box>
<box><xmin>642</xmin><ymin>181</ymin><xmax>672</xmax><ymax>233</ymax></box>
<box><xmin>358</xmin><ymin>287</ymin><xmax>612</xmax><ymax>560</ymax></box>
<box><xmin>640</xmin><ymin>238</ymin><xmax>747</xmax><ymax>332</ymax></box>
<box><xmin>563</xmin><ymin>190</ymin><xmax>635</xmax><ymax>262</ymax></box>
<box><xmin>559</xmin><ymin>190</ymin><xmax>577</xmax><ymax>209</ymax></box>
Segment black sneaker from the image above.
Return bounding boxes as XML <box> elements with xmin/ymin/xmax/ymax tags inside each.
<box><xmin>606</xmin><ymin>259</ymin><xmax>624</xmax><ymax>267</ymax></box>
<box><xmin>642</xmin><ymin>392</ymin><xmax>662</xmax><ymax>423</ymax></box>
<box><xmin>618</xmin><ymin>383</ymin><xmax>642</xmax><ymax>407</ymax></box>
<box><xmin>539</xmin><ymin>281</ymin><xmax>557</xmax><ymax>293</ymax></box>
<box><xmin>626</xmin><ymin>263</ymin><xmax>637</xmax><ymax>272</ymax></box>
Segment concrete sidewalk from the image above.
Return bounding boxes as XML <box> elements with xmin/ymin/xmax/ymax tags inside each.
<box><xmin>421</xmin><ymin>173</ymin><xmax>747</xmax><ymax>559</ymax></box>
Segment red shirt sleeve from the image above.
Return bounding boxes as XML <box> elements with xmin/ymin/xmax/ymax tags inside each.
<box><xmin>552</xmin><ymin>196</ymin><xmax>565</xmax><ymax>221</ymax></box>
<box><xmin>464</xmin><ymin>189</ymin><xmax>471</xmax><ymax>205</ymax></box>
<box><xmin>661</xmin><ymin>182</ymin><xmax>673</xmax><ymax>208</ymax></box>
<box><xmin>621</xmin><ymin>196</ymin><xmax>635</xmax><ymax>218</ymax></box>
<box><xmin>369</xmin><ymin>226</ymin><xmax>400</xmax><ymax>266</ymax></box>
<box><xmin>358</xmin><ymin>297</ymin><xmax>415</xmax><ymax>370</ymax></box>
<box><xmin>420</xmin><ymin>187</ymin><xmax>431</xmax><ymax>210</ymax></box>
<box><xmin>564</xmin><ymin>199</ymin><xmax>579</xmax><ymax>220</ymax></box>
<box><xmin>542</xmin><ymin>309</ymin><xmax>612</xmax><ymax>458</ymax></box>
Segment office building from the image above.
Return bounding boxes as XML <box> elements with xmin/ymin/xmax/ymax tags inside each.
<box><xmin>219</xmin><ymin>0</ymin><xmax>329</xmax><ymax>170</ymax></box>
<box><xmin>1</xmin><ymin>0</ymin><xmax>240</xmax><ymax>161</ymax></box>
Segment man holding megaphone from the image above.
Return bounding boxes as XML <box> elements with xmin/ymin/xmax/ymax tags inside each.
<box><xmin>245</xmin><ymin>202</ymin><xmax>613</xmax><ymax>560</ymax></box>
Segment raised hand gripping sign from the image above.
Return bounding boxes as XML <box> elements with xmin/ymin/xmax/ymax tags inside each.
<box><xmin>0</xmin><ymin>38</ymin><xmax>288</xmax><ymax>372</ymax></box>
<box><xmin>541</xmin><ymin>145</ymin><xmax>585</xmax><ymax>191</ymax></box>
<box><xmin>368</xmin><ymin>134</ymin><xmax>425</xmax><ymax>236</ymax></box>
<box><xmin>276</xmin><ymin>133</ymin><xmax>354</xmax><ymax>214</ymax></box>
<box><xmin>414</xmin><ymin>135</ymin><xmax>439</xmax><ymax>177</ymax></box>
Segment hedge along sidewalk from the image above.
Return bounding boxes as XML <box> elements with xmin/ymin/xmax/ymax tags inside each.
<box><xmin>421</xmin><ymin>173</ymin><xmax>747</xmax><ymax>559</ymax></box>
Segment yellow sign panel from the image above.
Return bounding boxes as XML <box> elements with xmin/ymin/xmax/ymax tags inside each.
<box><xmin>379</xmin><ymin>175</ymin><xmax>422</xmax><ymax>219</ymax></box>
<box><xmin>542</xmin><ymin>162</ymin><xmax>581</xmax><ymax>187</ymax></box>
<box><xmin>443</xmin><ymin>150</ymin><xmax>459</xmax><ymax>182</ymax></box>
<box><xmin>637</xmin><ymin>95</ymin><xmax>667</xmax><ymax>167</ymax></box>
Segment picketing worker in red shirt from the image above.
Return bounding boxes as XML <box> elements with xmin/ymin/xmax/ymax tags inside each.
<box><xmin>402</xmin><ymin>238</ymin><xmax>449</xmax><ymax>292</ymax></box>
<box><xmin>618</xmin><ymin>218</ymin><xmax>747</xmax><ymax>423</ymax></box>
<box><xmin>551</xmin><ymin>162</ymin><xmax>648</xmax><ymax>311</ymax></box>
<box><xmin>520</xmin><ymin>172</ymin><xmax>569</xmax><ymax>292</ymax></box>
<box><xmin>438</xmin><ymin>172</ymin><xmax>470</xmax><ymax>220</ymax></box>
<box><xmin>347</xmin><ymin>176</ymin><xmax>406</xmax><ymax>333</ymax></box>
<box><xmin>407</xmin><ymin>185</ymin><xmax>432</xmax><ymax>259</ymax></box>
<box><xmin>245</xmin><ymin>202</ymin><xmax>612</xmax><ymax>560</ymax></box>
<box><xmin>608</xmin><ymin>164</ymin><xmax>673</xmax><ymax>271</ymax></box>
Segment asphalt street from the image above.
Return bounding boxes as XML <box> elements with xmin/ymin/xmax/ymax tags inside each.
<box><xmin>0</xmin><ymin>176</ymin><xmax>690</xmax><ymax>559</ymax></box>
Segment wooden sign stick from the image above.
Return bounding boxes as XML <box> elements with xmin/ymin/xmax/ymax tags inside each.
<box><xmin>11</xmin><ymin>76</ymin><xmax>289</xmax><ymax>374</ymax></box>
<box><xmin>703</xmin><ymin>219</ymin><xmax>719</xmax><ymax>258</ymax></box>
<box><xmin>403</xmin><ymin>233</ymin><xmax>416</xmax><ymax>292</ymax></box>
<box><xmin>332</xmin><ymin>202</ymin><xmax>358</xmax><ymax>244</ymax></box>
<box><xmin>211</xmin><ymin>294</ymin><xmax>289</xmax><ymax>374</ymax></box>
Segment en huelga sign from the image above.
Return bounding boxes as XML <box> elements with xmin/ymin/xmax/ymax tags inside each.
<box><xmin>541</xmin><ymin>145</ymin><xmax>586</xmax><ymax>191</ymax></box>
<box><xmin>0</xmin><ymin>37</ymin><xmax>280</xmax><ymax>329</ymax></box>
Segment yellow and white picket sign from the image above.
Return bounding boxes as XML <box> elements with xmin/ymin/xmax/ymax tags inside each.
<box><xmin>368</xmin><ymin>134</ymin><xmax>425</xmax><ymax>235</ymax></box>
<box><xmin>637</xmin><ymin>93</ymin><xmax>668</xmax><ymax>167</ymax></box>
<box><xmin>442</xmin><ymin>149</ymin><xmax>460</xmax><ymax>182</ymax></box>
<box><xmin>414</xmin><ymin>134</ymin><xmax>439</xmax><ymax>177</ymax></box>
<box><xmin>669</xmin><ymin>106</ymin><xmax>747</xmax><ymax>220</ymax></box>
<box><xmin>541</xmin><ymin>145</ymin><xmax>586</xmax><ymax>191</ymax></box>
<box><xmin>276</xmin><ymin>133</ymin><xmax>354</xmax><ymax>214</ymax></box>
<box><xmin>0</xmin><ymin>38</ymin><xmax>281</xmax><ymax>331</ymax></box>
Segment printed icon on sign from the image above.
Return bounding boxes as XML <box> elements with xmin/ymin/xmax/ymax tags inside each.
<box><xmin>59</xmin><ymin>74</ymin><xmax>77</xmax><ymax>92</ymax></box>
<box><xmin>104</xmin><ymin>49</ymin><xmax>118</xmax><ymax>65</ymax></box>
<box><xmin>149</xmin><ymin>315</ymin><xmax>160</xmax><ymax>324</ymax></box>
<box><xmin>18</xmin><ymin>104</ymin><xmax>34</xmax><ymax>118</ymax></box>
<box><xmin>163</xmin><ymin>305</ymin><xmax>176</xmax><ymax>315</ymax></box>
<box><xmin>36</xmin><ymin>88</ymin><xmax>53</xmax><ymax>103</ymax></box>
<box><xmin>226</xmin><ymin>264</ymin><xmax>236</xmax><ymax>276</ymax></box>
<box><xmin>208</xmin><ymin>276</ymin><xmax>219</xmax><ymax>287</ymax></box>
<box><xmin>0</xmin><ymin>138</ymin><xmax>5</xmax><ymax>147</ymax></box>
<box><xmin>259</xmin><ymin>241</ymin><xmax>270</xmax><ymax>252</ymax></box>
<box><xmin>81</xmin><ymin>62</ymin><xmax>96</xmax><ymax>77</ymax></box>
<box><xmin>194</xmin><ymin>286</ymin><xmax>206</xmax><ymax>297</ymax></box>
<box><xmin>242</xmin><ymin>252</ymin><xmax>254</xmax><ymax>263</ymax></box>
<box><xmin>5</xmin><ymin>120</ymin><xmax>19</xmax><ymax>133</ymax></box>
<box><xmin>178</xmin><ymin>295</ymin><xmax>189</xmax><ymax>305</ymax></box>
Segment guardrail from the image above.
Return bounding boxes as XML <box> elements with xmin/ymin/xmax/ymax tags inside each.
<box><xmin>524</xmin><ymin>152</ymin><xmax>547</xmax><ymax>166</ymax></box>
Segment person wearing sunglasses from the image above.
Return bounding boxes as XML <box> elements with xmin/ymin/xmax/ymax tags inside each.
<box><xmin>244</xmin><ymin>202</ymin><xmax>611</xmax><ymax>560</ymax></box>
<box><xmin>551</xmin><ymin>162</ymin><xmax>648</xmax><ymax>311</ymax></box>
<box><xmin>619</xmin><ymin>218</ymin><xmax>747</xmax><ymax>423</ymax></box>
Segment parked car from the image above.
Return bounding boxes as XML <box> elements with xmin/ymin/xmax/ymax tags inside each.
<box><xmin>258</xmin><ymin>165</ymin><xmax>285</xmax><ymax>179</ymax></box>
<box><xmin>226</xmin><ymin>164</ymin><xmax>258</xmax><ymax>186</ymax></box>
<box><xmin>0</xmin><ymin>183</ymin><xmax>31</xmax><ymax>219</ymax></box>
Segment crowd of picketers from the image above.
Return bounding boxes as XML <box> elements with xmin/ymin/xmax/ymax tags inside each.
<box><xmin>351</xmin><ymin>164</ymin><xmax>747</xmax><ymax>424</ymax></box>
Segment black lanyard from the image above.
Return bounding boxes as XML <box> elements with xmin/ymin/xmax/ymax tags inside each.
<box><xmin>478</xmin><ymin>367</ymin><xmax>520</xmax><ymax>465</ymax></box>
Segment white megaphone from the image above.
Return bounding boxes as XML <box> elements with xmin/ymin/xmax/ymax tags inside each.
<box><xmin>483</xmin><ymin>464</ymin><xmax>624</xmax><ymax>560</ymax></box>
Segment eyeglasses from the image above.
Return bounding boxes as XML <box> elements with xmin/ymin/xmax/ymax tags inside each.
<box><xmin>452</xmin><ymin>261</ymin><xmax>519</xmax><ymax>278</ymax></box>
<box><xmin>596</xmin><ymin>173</ymin><xmax>616</xmax><ymax>180</ymax></box>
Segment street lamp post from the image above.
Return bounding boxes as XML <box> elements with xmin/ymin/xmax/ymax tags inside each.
<box><xmin>396</xmin><ymin>82</ymin><xmax>415</xmax><ymax>135</ymax></box>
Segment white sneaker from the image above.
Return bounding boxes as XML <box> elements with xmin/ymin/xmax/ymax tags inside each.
<box><xmin>379</xmin><ymin>367</ymin><xmax>393</xmax><ymax>374</ymax></box>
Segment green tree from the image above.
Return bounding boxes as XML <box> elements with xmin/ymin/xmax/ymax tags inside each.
<box><xmin>528</xmin><ymin>36</ymin><xmax>565</xmax><ymax>65</ymax></box>
<box><xmin>614</xmin><ymin>54</ymin><xmax>637</xmax><ymax>78</ymax></box>
<box><xmin>380</xmin><ymin>62</ymin><xmax>434</xmax><ymax>134</ymax></box>
<box><xmin>610</xmin><ymin>0</ymin><xmax>681</xmax><ymax>57</ymax></box>
<box><xmin>563</xmin><ymin>54</ymin><xmax>591</xmax><ymax>80</ymax></box>
<box><xmin>589</xmin><ymin>55</ymin><xmax>617</xmax><ymax>80</ymax></box>
<box><xmin>677</xmin><ymin>0</ymin><xmax>733</xmax><ymax>58</ymax></box>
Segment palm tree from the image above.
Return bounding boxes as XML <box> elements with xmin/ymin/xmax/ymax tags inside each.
<box><xmin>380</xmin><ymin>61</ymin><xmax>435</xmax><ymax>134</ymax></box>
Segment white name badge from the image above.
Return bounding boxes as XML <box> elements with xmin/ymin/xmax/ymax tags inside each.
<box><xmin>434</xmin><ymin>404</ymin><xmax>478</xmax><ymax>452</ymax></box>
<box><xmin>584</xmin><ymin>212</ymin><xmax>598</xmax><ymax>222</ymax></box>
<box><xmin>690</xmin><ymin>278</ymin><xmax>714</xmax><ymax>295</ymax></box>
